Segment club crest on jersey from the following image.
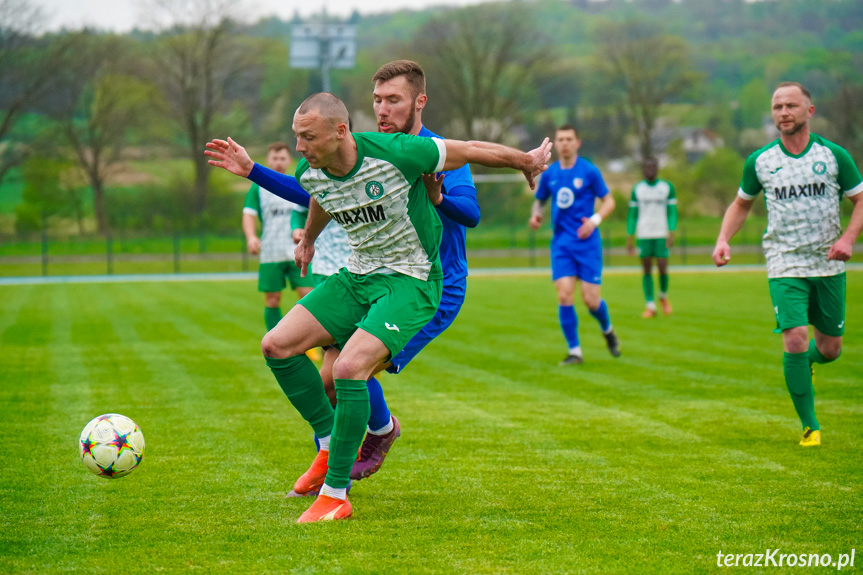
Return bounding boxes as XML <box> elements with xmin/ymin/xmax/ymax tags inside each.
<box><xmin>573</xmin><ymin>178</ymin><xmax>584</xmax><ymax>189</ymax></box>
<box><xmin>557</xmin><ymin>187</ymin><xmax>575</xmax><ymax>209</ymax></box>
<box><xmin>365</xmin><ymin>181</ymin><xmax>385</xmax><ymax>199</ymax></box>
<box><xmin>812</xmin><ymin>161</ymin><xmax>827</xmax><ymax>175</ymax></box>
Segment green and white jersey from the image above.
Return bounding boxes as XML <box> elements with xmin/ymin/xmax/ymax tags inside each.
<box><xmin>243</xmin><ymin>183</ymin><xmax>301</xmax><ymax>264</ymax></box>
<box><xmin>627</xmin><ymin>179</ymin><xmax>678</xmax><ymax>239</ymax></box>
<box><xmin>293</xmin><ymin>206</ymin><xmax>351</xmax><ymax>277</ymax></box>
<box><xmin>738</xmin><ymin>135</ymin><xmax>863</xmax><ymax>278</ymax></box>
<box><xmin>296</xmin><ymin>132</ymin><xmax>446</xmax><ymax>281</ymax></box>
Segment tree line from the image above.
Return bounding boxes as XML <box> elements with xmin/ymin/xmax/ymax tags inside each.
<box><xmin>1</xmin><ymin>0</ymin><xmax>861</xmax><ymax>236</ymax></box>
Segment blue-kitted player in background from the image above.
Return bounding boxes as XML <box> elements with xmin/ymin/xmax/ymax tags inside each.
<box><xmin>529</xmin><ymin>124</ymin><xmax>620</xmax><ymax>365</ymax></box>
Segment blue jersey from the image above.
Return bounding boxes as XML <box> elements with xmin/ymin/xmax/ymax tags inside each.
<box><xmin>535</xmin><ymin>157</ymin><xmax>609</xmax><ymax>246</ymax></box>
<box><xmin>419</xmin><ymin>125</ymin><xmax>479</xmax><ymax>294</ymax></box>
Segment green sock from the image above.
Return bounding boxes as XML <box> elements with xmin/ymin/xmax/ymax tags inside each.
<box><xmin>659</xmin><ymin>274</ymin><xmax>669</xmax><ymax>295</ymax></box>
<box><xmin>264</xmin><ymin>307</ymin><xmax>282</xmax><ymax>331</ymax></box>
<box><xmin>808</xmin><ymin>339</ymin><xmax>839</xmax><ymax>364</ymax></box>
<box><xmin>642</xmin><ymin>274</ymin><xmax>654</xmax><ymax>303</ymax></box>
<box><xmin>783</xmin><ymin>351</ymin><xmax>819</xmax><ymax>431</ymax></box>
<box><xmin>325</xmin><ymin>379</ymin><xmax>370</xmax><ymax>489</ymax></box>
<box><xmin>265</xmin><ymin>355</ymin><xmax>333</xmax><ymax>437</ymax></box>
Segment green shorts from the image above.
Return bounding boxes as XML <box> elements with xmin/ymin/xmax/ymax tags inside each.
<box><xmin>312</xmin><ymin>273</ymin><xmax>330</xmax><ymax>287</ymax></box>
<box><xmin>298</xmin><ymin>269</ymin><xmax>442</xmax><ymax>359</ymax></box>
<box><xmin>768</xmin><ymin>273</ymin><xmax>846</xmax><ymax>336</ymax></box>
<box><xmin>258</xmin><ymin>261</ymin><xmax>316</xmax><ymax>293</ymax></box>
<box><xmin>637</xmin><ymin>238</ymin><xmax>669</xmax><ymax>259</ymax></box>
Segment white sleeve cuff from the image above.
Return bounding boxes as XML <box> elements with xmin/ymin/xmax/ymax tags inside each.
<box><xmin>737</xmin><ymin>187</ymin><xmax>757</xmax><ymax>200</ymax></box>
<box><xmin>431</xmin><ymin>137</ymin><xmax>447</xmax><ymax>173</ymax></box>
<box><xmin>243</xmin><ymin>207</ymin><xmax>259</xmax><ymax>216</ymax></box>
<box><xmin>845</xmin><ymin>181</ymin><xmax>863</xmax><ymax>197</ymax></box>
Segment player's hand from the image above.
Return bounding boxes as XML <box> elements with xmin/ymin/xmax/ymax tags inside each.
<box><xmin>666</xmin><ymin>232</ymin><xmax>674</xmax><ymax>249</ymax></box>
<box><xmin>577</xmin><ymin>217</ymin><xmax>596</xmax><ymax>240</ymax></box>
<box><xmin>205</xmin><ymin>137</ymin><xmax>254</xmax><ymax>177</ymax></box>
<box><xmin>712</xmin><ymin>241</ymin><xmax>731</xmax><ymax>267</ymax></box>
<box><xmin>827</xmin><ymin>237</ymin><xmax>853</xmax><ymax>261</ymax></box>
<box><xmin>246</xmin><ymin>236</ymin><xmax>261</xmax><ymax>255</ymax></box>
<box><xmin>423</xmin><ymin>173</ymin><xmax>445</xmax><ymax>206</ymax></box>
<box><xmin>528</xmin><ymin>213</ymin><xmax>542</xmax><ymax>231</ymax></box>
<box><xmin>292</xmin><ymin>229</ymin><xmax>304</xmax><ymax>244</ymax></box>
<box><xmin>522</xmin><ymin>137</ymin><xmax>553</xmax><ymax>191</ymax></box>
<box><xmin>294</xmin><ymin>240</ymin><xmax>315</xmax><ymax>277</ymax></box>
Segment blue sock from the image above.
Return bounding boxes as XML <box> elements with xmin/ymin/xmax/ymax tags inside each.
<box><xmin>589</xmin><ymin>300</ymin><xmax>612</xmax><ymax>333</ymax></box>
<box><xmin>558</xmin><ymin>305</ymin><xmax>579</xmax><ymax>349</ymax></box>
<box><xmin>366</xmin><ymin>376</ymin><xmax>391</xmax><ymax>432</ymax></box>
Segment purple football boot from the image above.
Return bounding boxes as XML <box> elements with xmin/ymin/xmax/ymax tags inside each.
<box><xmin>350</xmin><ymin>416</ymin><xmax>401</xmax><ymax>480</ymax></box>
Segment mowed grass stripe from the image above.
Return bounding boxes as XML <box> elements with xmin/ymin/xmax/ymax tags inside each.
<box><xmin>1</xmin><ymin>273</ymin><xmax>861</xmax><ymax>574</ymax></box>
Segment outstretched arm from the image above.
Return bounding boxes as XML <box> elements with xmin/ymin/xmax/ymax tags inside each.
<box><xmin>248</xmin><ymin>164</ymin><xmax>311</xmax><ymax>208</ymax></box>
<box><xmin>442</xmin><ymin>138</ymin><xmax>552</xmax><ymax>191</ymax></box>
<box><xmin>713</xmin><ymin>196</ymin><xmax>754</xmax><ymax>267</ymax></box>
<box><xmin>206</xmin><ymin>137</ymin><xmax>311</xmax><ymax>207</ymax></box>
<box><xmin>206</xmin><ymin>137</ymin><xmax>253</xmax><ymax>176</ymax></box>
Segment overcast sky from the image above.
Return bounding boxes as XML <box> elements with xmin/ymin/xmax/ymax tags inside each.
<box><xmin>31</xmin><ymin>0</ymin><xmax>500</xmax><ymax>32</ymax></box>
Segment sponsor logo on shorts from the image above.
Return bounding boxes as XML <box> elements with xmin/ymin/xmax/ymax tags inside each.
<box><xmin>385</xmin><ymin>322</ymin><xmax>400</xmax><ymax>332</ymax></box>
<box><xmin>838</xmin><ymin>321</ymin><xmax>845</xmax><ymax>329</ymax></box>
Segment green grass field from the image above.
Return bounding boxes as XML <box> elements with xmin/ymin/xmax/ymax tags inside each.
<box><xmin>1</xmin><ymin>272</ymin><xmax>861</xmax><ymax>574</ymax></box>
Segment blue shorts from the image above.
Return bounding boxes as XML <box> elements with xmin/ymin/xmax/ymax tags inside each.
<box><xmin>386</xmin><ymin>280</ymin><xmax>466</xmax><ymax>374</ymax></box>
<box><xmin>550</xmin><ymin>236</ymin><xmax>603</xmax><ymax>284</ymax></box>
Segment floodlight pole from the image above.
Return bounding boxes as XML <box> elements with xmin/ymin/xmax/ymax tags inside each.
<box><xmin>320</xmin><ymin>35</ymin><xmax>332</xmax><ymax>93</ymax></box>
<box><xmin>289</xmin><ymin>9</ymin><xmax>355</xmax><ymax>93</ymax></box>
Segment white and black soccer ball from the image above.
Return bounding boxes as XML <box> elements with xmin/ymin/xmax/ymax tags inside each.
<box><xmin>79</xmin><ymin>414</ymin><xmax>145</xmax><ymax>479</ymax></box>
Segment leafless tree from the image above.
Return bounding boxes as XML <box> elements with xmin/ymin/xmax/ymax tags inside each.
<box><xmin>0</xmin><ymin>0</ymin><xmax>72</xmax><ymax>188</ymax></box>
<box><xmin>53</xmin><ymin>33</ymin><xmax>164</xmax><ymax>233</ymax></box>
<box><xmin>411</xmin><ymin>4</ymin><xmax>545</xmax><ymax>143</ymax></box>
<box><xmin>594</xmin><ymin>20</ymin><xmax>702</xmax><ymax>159</ymax></box>
<box><xmin>147</xmin><ymin>0</ymin><xmax>257</xmax><ymax>220</ymax></box>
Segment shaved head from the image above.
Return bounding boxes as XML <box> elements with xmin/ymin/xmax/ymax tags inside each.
<box><xmin>297</xmin><ymin>92</ymin><xmax>350</xmax><ymax>127</ymax></box>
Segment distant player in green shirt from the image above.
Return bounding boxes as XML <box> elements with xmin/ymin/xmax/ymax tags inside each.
<box><xmin>207</xmin><ymin>92</ymin><xmax>551</xmax><ymax>523</ymax></box>
<box><xmin>626</xmin><ymin>157</ymin><xmax>678</xmax><ymax>317</ymax></box>
<box><xmin>713</xmin><ymin>82</ymin><xmax>863</xmax><ymax>447</ymax></box>
<box><xmin>242</xmin><ymin>142</ymin><xmax>315</xmax><ymax>331</ymax></box>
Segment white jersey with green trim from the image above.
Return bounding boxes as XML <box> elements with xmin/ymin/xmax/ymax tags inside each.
<box><xmin>631</xmin><ymin>179</ymin><xmax>676</xmax><ymax>239</ymax></box>
<box><xmin>294</xmin><ymin>206</ymin><xmax>351</xmax><ymax>277</ymax></box>
<box><xmin>297</xmin><ymin>132</ymin><xmax>447</xmax><ymax>281</ymax></box>
<box><xmin>738</xmin><ymin>135</ymin><xmax>863</xmax><ymax>278</ymax></box>
<box><xmin>242</xmin><ymin>184</ymin><xmax>300</xmax><ymax>264</ymax></box>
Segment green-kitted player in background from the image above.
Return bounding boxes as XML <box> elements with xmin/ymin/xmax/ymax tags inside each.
<box><xmin>626</xmin><ymin>157</ymin><xmax>678</xmax><ymax>318</ymax></box>
<box><xmin>242</xmin><ymin>142</ymin><xmax>316</xmax><ymax>331</ymax></box>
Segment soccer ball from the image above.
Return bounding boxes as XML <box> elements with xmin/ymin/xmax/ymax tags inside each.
<box><xmin>79</xmin><ymin>414</ymin><xmax>145</xmax><ymax>479</ymax></box>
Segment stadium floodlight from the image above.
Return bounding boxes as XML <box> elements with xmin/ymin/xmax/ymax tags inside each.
<box><xmin>290</xmin><ymin>19</ymin><xmax>356</xmax><ymax>93</ymax></box>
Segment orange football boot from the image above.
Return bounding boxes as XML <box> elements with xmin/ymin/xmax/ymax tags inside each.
<box><xmin>286</xmin><ymin>450</ymin><xmax>328</xmax><ymax>498</ymax></box>
<box><xmin>660</xmin><ymin>297</ymin><xmax>673</xmax><ymax>315</ymax></box>
<box><xmin>296</xmin><ymin>494</ymin><xmax>353</xmax><ymax>523</ymax></box>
